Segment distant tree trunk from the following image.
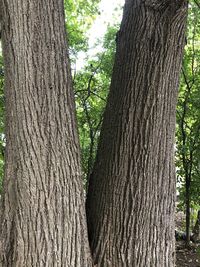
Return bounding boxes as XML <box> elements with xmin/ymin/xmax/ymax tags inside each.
<box><xmin>192</xmin><ymin>210</ymin><xmax>200</xmax><ymax>243</ymax></box>
<box><xmin>179</xmin><ymin>69</ymin><xmax>193</xmax><ymax>247</ymax></box>
<box><xmin>0</xmin><ymin>0</ymin><xmax>92</xmax><ymax>266</ymax></box>
<box><xmin>185</xmin><ymin>173</ymin><xmax>191</xmax><ymax>245</ymax></box>
<box><xmin>86</xmin><ymin>1</ymin><xmax>188</xmax><ymax>266</ymax></box>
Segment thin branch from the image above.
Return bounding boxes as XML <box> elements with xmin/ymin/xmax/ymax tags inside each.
<box><xmin>90</xmin><ymin>91</ymin><xmax>106</xmax><ymax>102</ymax></box>
<box><xmin>194</xmin><ymin>0</ymin><xmax>200</xmax><ymax>9</ymax></box>
<box><xmin>75</xmin><ymin>89</ymin><xmax>106</xmax><ymax>102</ymax></box>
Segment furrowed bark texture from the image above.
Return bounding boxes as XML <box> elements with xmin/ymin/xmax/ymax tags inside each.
<box><xmin>86</xmin><ymin>0</ymin><xmax>188</xmax><ymax>266</ymax></box>
<box><xmin>0</xmin><ymin>0</ymin><xmax>92</xmax><ymax>266</ymax></box>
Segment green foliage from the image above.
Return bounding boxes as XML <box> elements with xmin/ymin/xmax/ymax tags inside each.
<box><xmin>74</xmin><ymin>25</ymin><xmax>118</xmax><ymax>183</ymax></box>
<box><xmin>176</xmin><ymin>1</ymin><xmax>200</xmax><ymax>211</ymax></box>
<box><xmin>64</xmin><ymin>0</ymin><xmax>100</xmax><ymax>60</ymax></box>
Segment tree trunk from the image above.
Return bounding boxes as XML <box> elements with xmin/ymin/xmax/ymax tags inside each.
<box><xmin>192</xmin><ymin>210</ymin><xmax>200</xmax><ymax>243</ymax></box>
<box><xmin>0</xmin><ymin>0</ymin><xmax>92</xmax><ymax>266</ymax></box>
<box><xmin>185</xmin><ymin>174</ymin><xmax>191</xmax><ymax>245</ymax></box>
<box><xmin>179</xmin><ymin>79</ymin><xmax>192</xmax><ymax>247</ymax></box>
<box><xmin>86</xmin><ymin>1</ymin><xmax>188</xmax><ymax>266</ymax></box>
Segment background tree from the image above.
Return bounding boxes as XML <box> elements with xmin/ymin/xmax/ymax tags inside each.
<box><xmin>176</xmin><ymin>0</ymin><xmax>200</xmax><ymax>245</ymax></box>
<box><xmin>0</xmin><ymin>0</ymin><xmax>92</xmax><ymax>265</ymax></box>
<box><xmin>86</xmin><ymin>1</ymin><xmax>188</xmax><ymax>266</ymax></box>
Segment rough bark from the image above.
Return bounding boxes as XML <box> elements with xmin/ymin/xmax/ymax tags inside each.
<box><xmin>86</xmin><ymin>0</ymin><xmax>188</xmax><ymax>266</ymax></box>
<box><xmin>0</xmin><ymin>0</ymin><xmax>92</xmax><ymax>266</ymax></box>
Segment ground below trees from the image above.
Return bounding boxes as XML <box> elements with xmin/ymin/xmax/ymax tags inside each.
<box><xmin>176</xmin><ymin>241</ymin><xmax>200</xmax><ymax>267</ymax></box>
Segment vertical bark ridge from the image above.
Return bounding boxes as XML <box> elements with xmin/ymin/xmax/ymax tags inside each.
<box><xmin>86</xmin><ymin>1</ymin><xmax>188</xmax><ymax>266</ymax></box>
<box><xmin>0</xmin><ymin>0</ymin><xmax>92</xmax><ymax>266</ymax></box>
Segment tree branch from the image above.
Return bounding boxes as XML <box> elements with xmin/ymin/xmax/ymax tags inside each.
<box><xmin>194</xmin><ymin>0</ymin><xmax>200</xmax><ymax>8</ymax></box>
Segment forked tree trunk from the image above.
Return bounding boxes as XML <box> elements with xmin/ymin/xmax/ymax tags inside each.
<box><xmin>0</xmin><ymin>0</ymin><xmax>92</xmax><ymax>266</ymax></box>
<box><xmin>86</xmin><ymin>0</ymin><xmax>188</xmax><ymax>266</ymax></box>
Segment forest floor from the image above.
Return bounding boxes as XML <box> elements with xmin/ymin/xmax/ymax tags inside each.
<box><xmin>175</xmin><ymin>210</ymin><xmax>200</xmax><ymax>266</ymax></box>
<box><xmin>176</xmin><ymin>241</ymin><xmax>200</xmax><ymax>267</ymax></box>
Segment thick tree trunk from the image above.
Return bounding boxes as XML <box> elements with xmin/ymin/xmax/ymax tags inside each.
<box><xmin>0</xmin><ymin>0</ymin><xmax>92</xmax><ymax>266</ymax></box>
<box><xmin>86</xmin><ymin>1</ymin><xmax>188</xmax><ymax>266</ymax></box>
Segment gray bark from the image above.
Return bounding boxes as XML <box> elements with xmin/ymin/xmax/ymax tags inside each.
<box><xmin>0</xmin><ymin>0</ymin><xmax>92</xmax><ymax>266</ymax></box>
<box><xmin>86</xmin><ymin>0</ymin><xmax>188</xmax><ymax>266</ymax></box>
